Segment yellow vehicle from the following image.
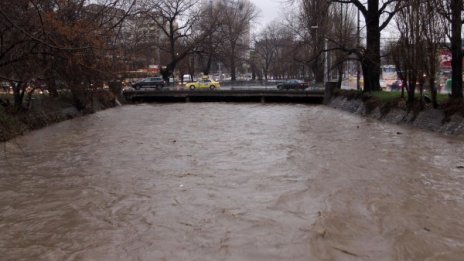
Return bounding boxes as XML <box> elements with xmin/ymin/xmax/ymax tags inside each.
<box><xmin>185</xmin><ymin>77</ymin><xmax>220</xmax><ymax>90</ymax></box>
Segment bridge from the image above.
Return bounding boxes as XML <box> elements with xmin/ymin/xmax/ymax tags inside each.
<box><xmin>122</xmin><ymin>87</ymin><xmax>326</xmax><ymax>103</ymax></box>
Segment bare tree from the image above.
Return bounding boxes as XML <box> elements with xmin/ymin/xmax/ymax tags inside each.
<box><xmin>332</xmin><ymin>0</ymin><xmax>403</xmax><ymax>92</ymax></box>
<box><xmin>216</xmin><ymin>0</ymin><xmax>258</xmax><ymax>81</ymax></box>
<box><xmin>392</xmin><ymin>0</ymin><xmax>448</xmax><ymax>106</ymax></box>
<box><xmin>118</xmin><ymin>13</ymin><xmax>159</xmax><ymax>71</ymax></box>
<box><xmin>253</xmin><ymin>23</ymin><xmax>281</xmax><ymax>81</ymax></box>
<box><xmin>421</xmin><ymin>0</ymin><xmax>446</xmax><ymax>107</ymax></box>
<box><xmin>436</xmin><ymin>0</ymin><xmax>463</xmax><ymax>99</ymax></box>
<box><xmin>196</xmin><ymin>1</ymin><xmax>223</xmax><ymax>76</ymax></box>
<box><xmin>294</xmin><ymin>0</ymin><xmax>331</xmax><ymax>83</ymax></box>
<box><xmin>142</xmin><ymin>0</ymin><xmax>219</xmax><ymax>83</ymax></box>
<box><xmin>0</xmin><ymin>0</ymin><xmax>135</xmax><ymax>111</ymax></box>
<box><xmin>329</xmin><ymin>2</ymin><xmax>357</xmax><ymax>87</ymax></box>
<box><xmin>391</xmin><ymin>0</ymin><xmax>428</xmax><ymax>104</ymax></box>
<box><xmin>0</xmin><ymin>0</ymin><xmax>37</xmax><ymax>110</ymax></box>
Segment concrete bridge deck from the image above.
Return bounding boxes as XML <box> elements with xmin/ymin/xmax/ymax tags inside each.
<box><xmin>122</xmin><ymin>88</ymin><xmax>325</xmax><ymax>103</ymax></box>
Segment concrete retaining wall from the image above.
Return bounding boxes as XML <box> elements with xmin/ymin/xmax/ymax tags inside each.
<box><xmin>327</xmin><ymin>96</ymin><xmax>464</xmax><ymax>136</ymax></box>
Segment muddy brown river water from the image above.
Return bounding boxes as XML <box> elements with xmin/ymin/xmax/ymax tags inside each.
<box><xmin>1</xmin><ymin>103</ymin><xmax>464</xmax><ymax>261</ymax></box>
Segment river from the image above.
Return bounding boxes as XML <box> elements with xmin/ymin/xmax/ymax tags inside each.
<box><xmin>1</xmin><ymin>103</ymin><xmax>464</xmax><ymax>260</ymax></box>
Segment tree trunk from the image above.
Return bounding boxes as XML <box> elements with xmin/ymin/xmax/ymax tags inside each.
<box><xmin>161</xmin><ymin>68</ymin><xmax>172</xmax><ymax>84</ymax></box>
<box><xmin>312</xmin><ymin>57</ymin><xmax>324</xmax><ymax>83</ymax></box>
<box><xmin>13</xmin><ymin>82</ymin><xmax>25</xmax><ymax>112</ymax></box>
<box><xmin>419</xmin><ymin>80</ymin><xmax>424</xmax><ymax>110</ymax></box>
<box><xmin>363</xmin><ymin>0</ymin><xmax>381</xmax><ymax>92</ymax></box>
<box><xmin>337</xmin><ymin>64</ymin><xmax>343</xmax><ymax>89</ymax></box>
<box><xmin>162</xmin><ymin>59</ymin><xmax>179</xmax><ymax>85</ymax></box>
<box><xmin>188</xmin><ymin>56</ymin><xmax>195</xmax><ymax>81</ymax></box>
<box><xmin>47</xmin><ymin>81</ymin><xmax>59</xmax><ymax>97</ymax></box>
<box><xmin>407</xmin><ymin>83</ymin><xmax>415</xmax><ymax>104</ymax></box>
<box><xmin>407</xmin><ymin>74</ymin><xmax>417</xmax><ymax>104</ymax></box>
<box><xmin>450</xmin><ymin>0</ymin><xmax>463</xmax><ymax>98</ymax></box>
<box><xmin>428</xmin><ymin>77</ymin><xmax>437</xmax><ymax>108</ymax></box>
<box><xmin>203</xmin><ymin>53</ymin><xmax>213</xmax><ymax>76</ymax></box>
<box><xmin>361</xmin><ymin>61</ymin><xmax>369</xmax><ymax>91</ymax></box>
<box><xmin>230</xmin><ymin>56</ymin><xmax>236</xmax><ymax>81</ymax></box>
<box><xmin>46</xmin><ymin>69</ymin><xmax>59</xmax><ymax>97</ymax></box>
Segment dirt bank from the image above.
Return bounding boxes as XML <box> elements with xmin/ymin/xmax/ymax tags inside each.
<box><xmin>0</xmin><ymin>90</ymin><xmax>119</xmax><ymax>142</ymax></box>
<box><xmin>327</xmin><ymin>93</ymin><xmax>464</xmax><ymax>136</ymax></box>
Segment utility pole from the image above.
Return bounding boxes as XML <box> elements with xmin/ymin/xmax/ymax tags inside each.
<box><xmin>310</xmin><ymin>25</ymin><xmax>321</xmax><ymax>84</ymax></box>
<box><xmin>157</xmin><ymin>24</ymin><xmax>161</xmax><ymax>76</ymax></box>
<box><xmin>356</xmin><ymin>8</ymin><xmax>360</xmax><ymax>91</ymax></box>
<box><xmin>206</xmin><ymin>0</ymin><xmax>213</xmax><ymax>76</ymax></box>
<box><xmin>324</xmin><ymin>38</ymin><xmax>328</xmax><ymax>84</ymax></box>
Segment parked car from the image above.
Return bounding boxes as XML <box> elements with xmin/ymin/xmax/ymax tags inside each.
<box><xmin>132</xmin><ymin>77</ymin><xmax>166</xmax><ymax>90</ymax></box>
<box><xmin>390</xmin><ymin>80</ymin><xmax>403</xmax><ymax>91</ymax></box>
<box><xmin>186</xmin><ymin>78</ymin><xmax>220</xmax><ymax>89</ymax></box>
<box><xmin>277</xmin><ymin>79</ymin><xmax>308</xmax><ymax>90</ymax></box>
<box><xmin>0</xmin><ymin>81</ymin><xmax>11</xmax><ymax>92</ymax></box>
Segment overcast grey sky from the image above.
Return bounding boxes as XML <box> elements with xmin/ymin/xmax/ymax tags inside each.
<box><xmin>251</xmin><ymin>0</ymin><xmax>283</xmax><ymax>31</ymax></box>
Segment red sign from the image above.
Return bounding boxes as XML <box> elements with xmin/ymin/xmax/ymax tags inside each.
<box><xmin>147</xmin><ymin>67</ymin><xmax>159</xmax><ymax>73</ymax></box>
<box><xmin>439</xmin><ymin>49</ymin><xmax>452</xmax><ymax>69</ymax></box>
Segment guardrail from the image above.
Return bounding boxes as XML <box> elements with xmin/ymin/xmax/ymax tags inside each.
<box><xmin>122</xmin><ymin>88</ymin><xmax>325</xmax><ymax>103</ymax></box>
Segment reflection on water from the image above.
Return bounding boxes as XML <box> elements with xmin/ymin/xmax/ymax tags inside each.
<box><xmin>1</xmin><ymin>103</ymin><xmax>464</xmax><ymax>260</ymax></box>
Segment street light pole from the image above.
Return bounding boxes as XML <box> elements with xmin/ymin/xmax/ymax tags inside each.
<box><xmin>312</xmin><ymin>25</ymin><xmax>329</xmax><ymax>85</ymax></box>
<box><xmin>356</xmin><ymin>8</ymin><xmax>361</xmax><ymax>90</ymax></box>
<box><xmin>310</xmin><ymin>25</ymin><xmax>321</xmax><ymax>84</ymax></box>
<box><xmin>324</xmin><ymin>38</ymin><xmax>328</xmax><ymax>84</ymax></box>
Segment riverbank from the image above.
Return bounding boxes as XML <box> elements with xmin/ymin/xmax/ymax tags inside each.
<box><xmin>2</xmin><ymin>89</ymin><xmax>463</xmax><ymax>142</ymax></box>
<box><xmin>0</xmin><ymin>90</ymin><xmax>118</xmax><ymax>142</ymax></box>
<box><xmin>327</xmin><ymin>90</ymin><xmax>464</xmax><ymax>136</ymax></box>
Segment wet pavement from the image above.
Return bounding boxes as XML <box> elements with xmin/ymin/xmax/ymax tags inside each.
<box><xmin>1</xmin><ymin>103</ymin><xmax>464</xmax><ymax>260</ymax></box>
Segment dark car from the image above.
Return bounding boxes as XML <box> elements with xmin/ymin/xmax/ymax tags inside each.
<box><xmin>0</xmin><ymin>81</ymin><xmax>11</xmax><ymax>92</ymax></box>
<box><xmin>132</xmin><ymin>77</ymin><xmax>166</xmax><ymax>90</ymax></box>
<box><xmin>390</xmin><ymin>80</ymin><xmax>403</xmax><ymax>91</ymax></box>
<box><xmin>277</xmin><ymin>79</ymin><xmax>308</xmax><ymax>90</ymax></box>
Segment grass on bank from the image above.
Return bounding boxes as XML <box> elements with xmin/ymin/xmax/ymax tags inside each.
<box><xmin>369</xmin><ymin>91</ymin><xmax>449</xmax><ymax>104</ymax></box>
<box><xmin>336</xmin><ymin>89</ymin><xmax>464</xmax><ymax>119</ymax></box>
<box><xmin>340</xmin><ymin>89</ymin><xmax>451</xmax><ymax>106</ymax></box>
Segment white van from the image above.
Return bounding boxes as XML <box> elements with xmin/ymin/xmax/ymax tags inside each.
<box><xmin>183</xmin><ymin>74</ymin><xmax>192</xmax><ymax>82</ymax></box>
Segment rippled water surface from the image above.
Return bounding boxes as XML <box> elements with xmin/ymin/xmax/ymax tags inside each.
<box><xmin>1</xmin><ymin>103</ymin><xmax>464</xmax><ymax>260</ymax></box>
